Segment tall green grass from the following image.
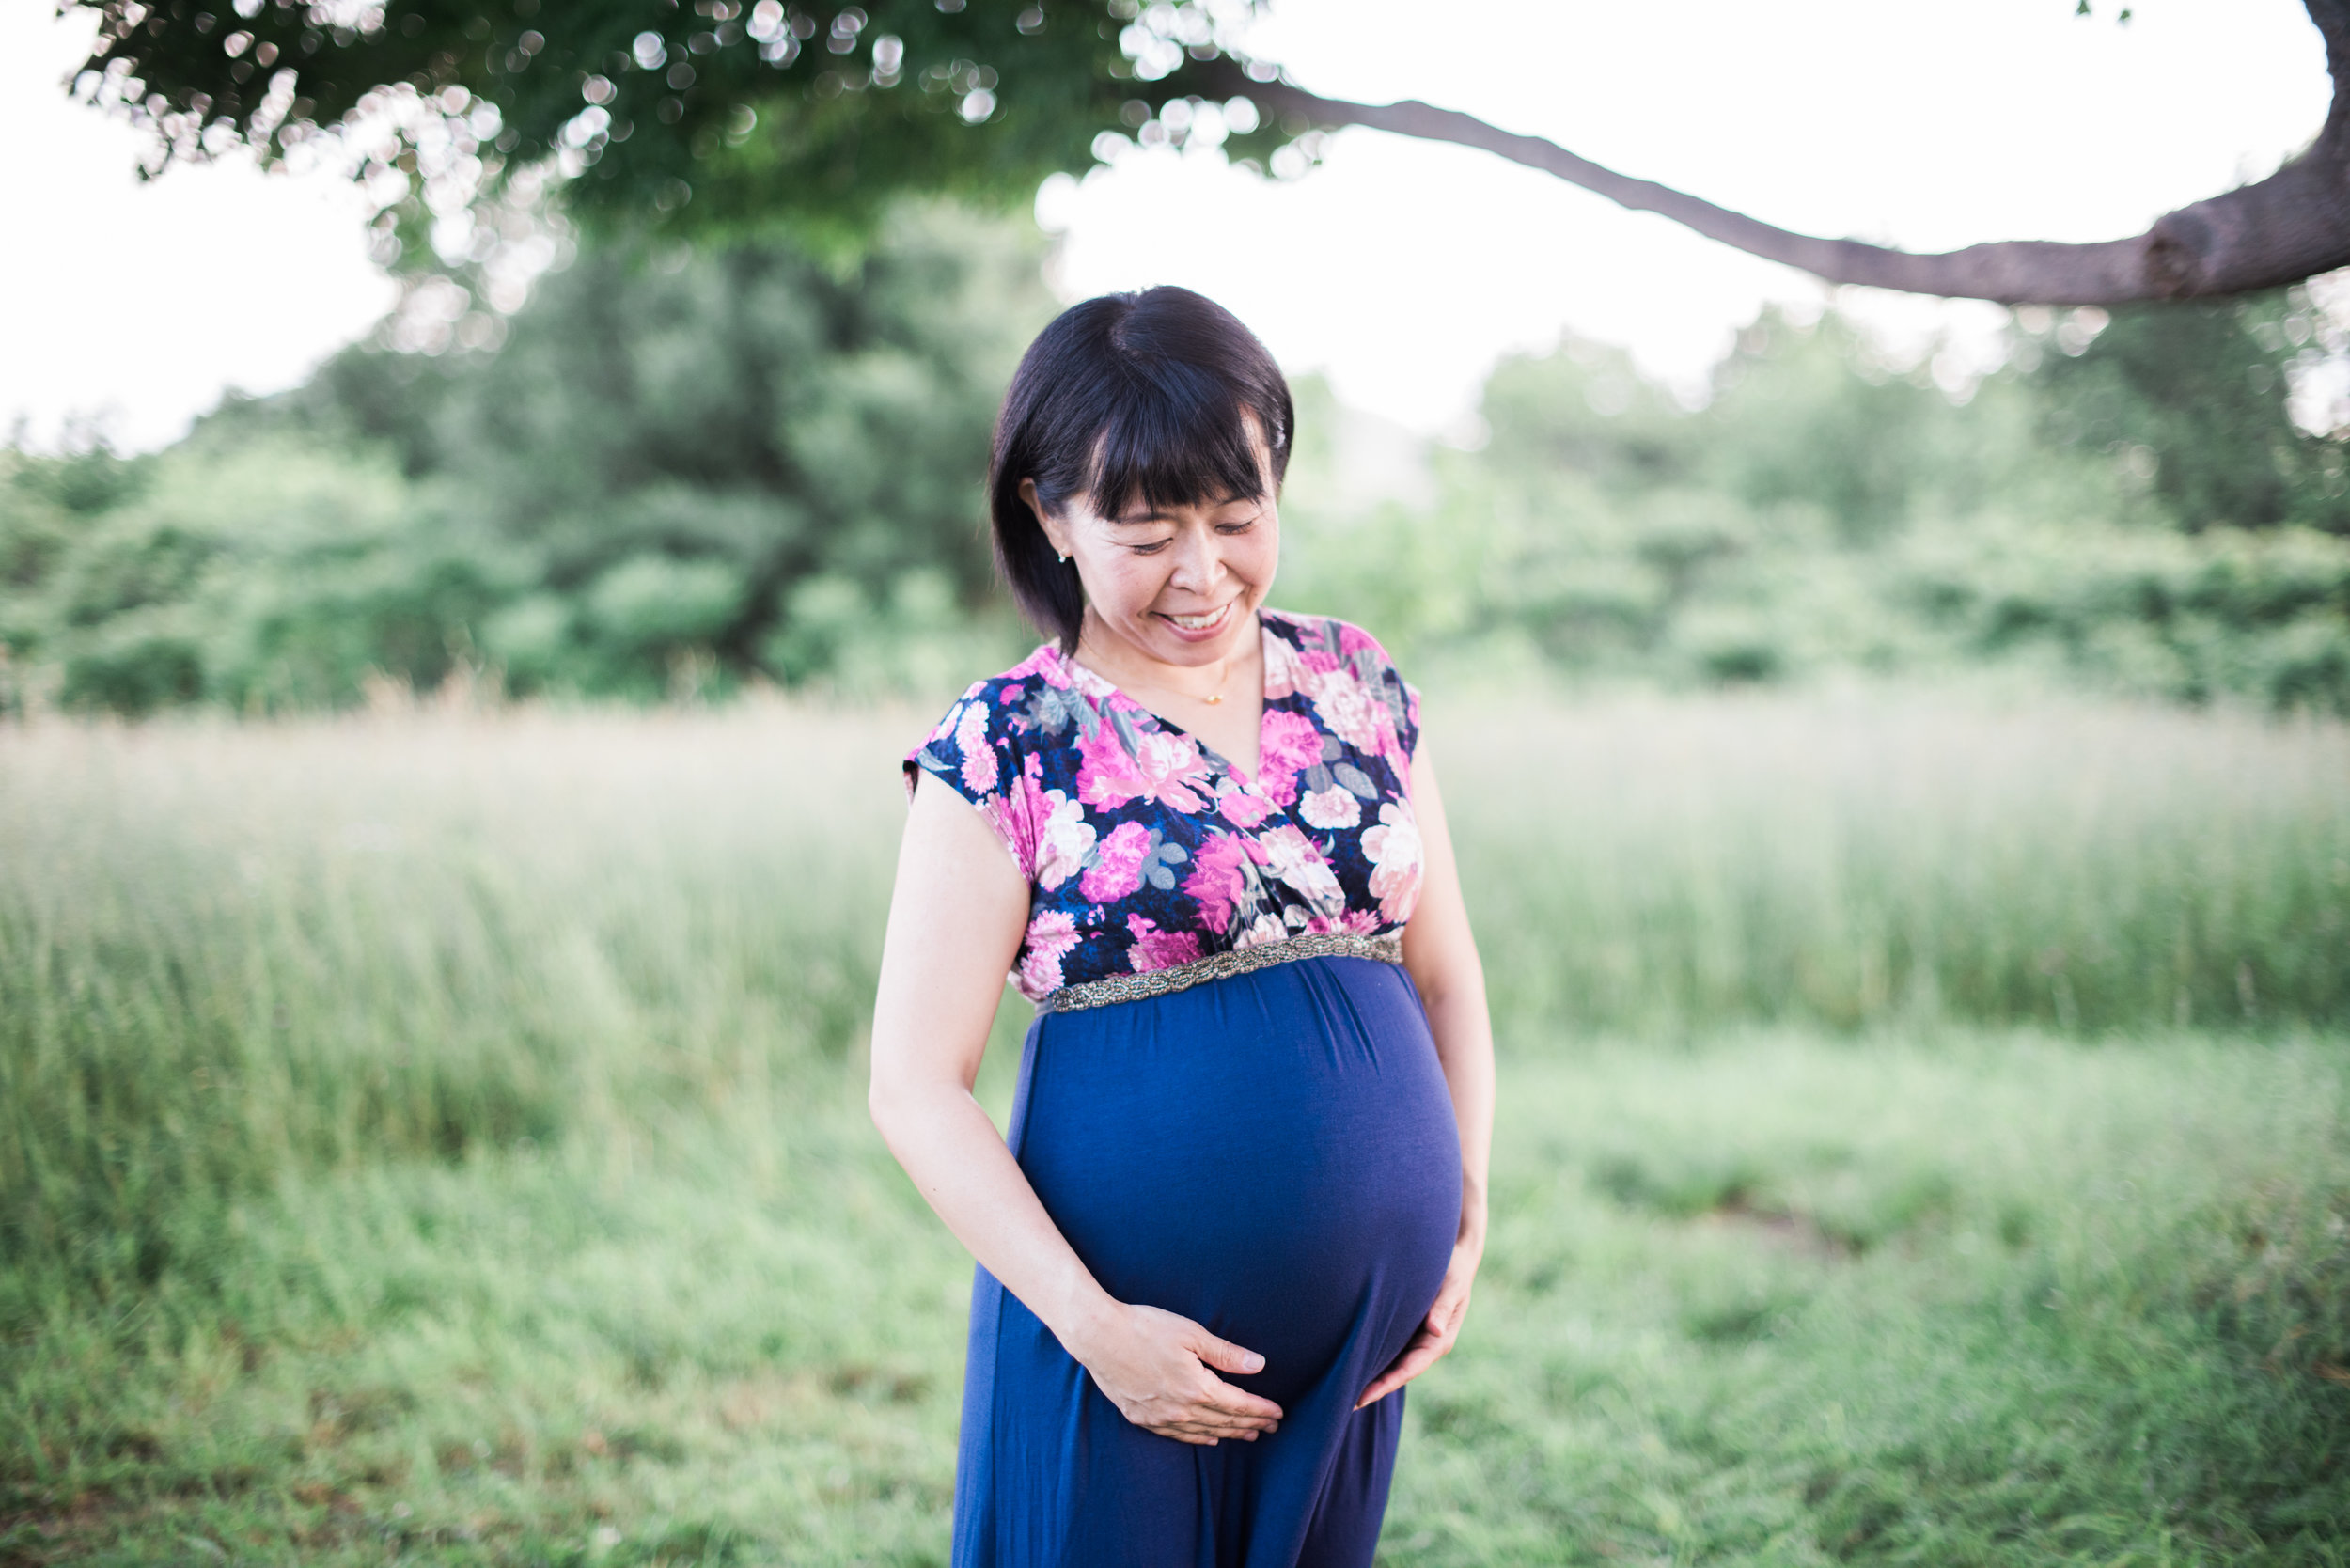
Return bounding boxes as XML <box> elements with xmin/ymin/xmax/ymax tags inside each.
<box><xmin>0</xmin><ymin>700</ymin><xmax>911</xmax><ymax>1294</ymax></box>
<box><xmin>5</xmin><ymin>691</ymin><xmax>2345</xmax><ymax>1294</ymax></box>
<box><xmin>2</xmin><ymin>691</ymin><xmax>2346</xmax><ymax>1562</ymax></box>
<box><xmin>1439</xmin><ymin>691</ymin><xmax>2350</xmax><ymax>1035</ymax></box>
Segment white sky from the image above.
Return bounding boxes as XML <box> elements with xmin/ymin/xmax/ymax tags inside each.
<box><xmin>0</xmin><ymin>1</ymin><xmax>2333</xmax><ymax>450</ymax></box>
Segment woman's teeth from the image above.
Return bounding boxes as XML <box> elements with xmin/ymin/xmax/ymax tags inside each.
<box><xmin>1167</xmin><ymin>605</ymin><xmax>1230</xmax><ymax>631</ymax></box>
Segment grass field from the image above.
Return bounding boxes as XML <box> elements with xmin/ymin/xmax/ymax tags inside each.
<box><xmin>4</xmin><ymin>690</ymin><xmax>2347</xmax><ymax>1564</ymax></box>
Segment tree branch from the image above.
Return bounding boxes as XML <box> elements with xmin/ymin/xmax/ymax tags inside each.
<box><xmin>1215</xmin><ymin>0</ymin><xmax>2350</xmax><ymax>306</ymax></box>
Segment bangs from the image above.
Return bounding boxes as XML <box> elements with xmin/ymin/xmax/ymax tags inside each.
<box><xmin>989</xmin><ymin>286</ymin><xmax>1295</xmax><ymax>652</ymax></box>
<box><xmin>1083</xmin><ymin>368</ymin><xmax>1276</xmax><ymax>520</ymax></box>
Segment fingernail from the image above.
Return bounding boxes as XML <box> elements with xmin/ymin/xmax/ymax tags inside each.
<box><xmin>1243</xmin><ymin>1354</ymin><xmax>1263</xmax><ymax>1372</ymax></box>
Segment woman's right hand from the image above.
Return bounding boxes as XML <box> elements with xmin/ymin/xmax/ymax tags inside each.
<box><xmin>1063</xmin><ymin>1300</ymin><xmax>1284</xmax><ymax>1445</ymax></box>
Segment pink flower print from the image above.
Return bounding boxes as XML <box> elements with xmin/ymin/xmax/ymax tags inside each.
<box><xmin>1306</xmin><ymin>907</ymin><xmax>1384</xmax><ymax>936</ymax></box>
<box><xmin>1033</xmin><ymin>789</ymin><xmax>1096</xmax><ymax>891</ymax></box>
<box><xmin>1237</xmin><ymin>912</ymin><xmax>1290</xmax><ymax>949</ymax></box>
<box><xmin>1018</xmin><ymin>909</ymin><xmax>1081</xmax><ymax>997</ymax></box>
<box><xmin>1254</xmin><ymin>709</ymin><xmax>1322</xmax><ymax>806</ymax></box>
<box><xmin>1361</xmin><ymin>798</ymin><xmax>1424</xmax><ymax>923</ymax></box>
<box><xmin>980</xmin><ymin>792</ymin><xmax>1037</xmax><ymax>881</ymax></box>
<box><xmin>1298</xmin><ymin>785</ymin><xmax>1361</xmax><ymax>831</ymax></box>
<box><xmin>1125</xmin><ymin>916</ymin><xmax>1203</xmax><ymax>972</ymax></box>
<box><xmin>1060</xmin><ymin>654</ymin><xmax>1120</xmax><ymax>702</ymax></box>
<box><xmin>1298</xmin><ymin>648</ymin><xmax>1342</xmax><ymax>681</ymax></box>
<box><xmin>975</xmin><ymin>754</ymin><xmax>1055</xmax><ymax>881</ymax></box>
<box><xmin>1309</xmin><ymin>667</ymin><xmax>1390</xmax><ymax>759</ymax></box>
<box><xmin>1006</xmin><ymin>643</ymin><xmax>1070</xmax><ymax>686</ymax></box>
<box><xmin>1337</xmin><ymin>622</ymin><xmax>1386</xmax><ymax>661</ymax></box>
<box><xmin>1254</xmin><ymin>823</ymin><xmax>1345</xmax><ymax>911</ymax></box>
<box><xmin>1261</xmin><ymin>632</ymin><xmax>1304</xmax><ymax>699</ymax></box>
<box><xmin>955</xmin><ymin>699</ymin><xmax>998</xmax><ymax>794</ymax></box>
<box><xmin>1077</xmin><ymin>721</ymin><xmax>1212</xmax><ymax>813</ymax></box>
<box><xmin>1216</xmin><ymin>782</ymin><xmax>1276</xmax><ymax>830</ymax></box>
<box><xmin>929</xmin><ymin>686</ymin><xmax>982</xmax><ymax>744</ymax></box>
<box><xmin>1183</xmin><ymin>830</ymin><xmax>1267</xmax><ymax>937</ymax></box>
<box><xmin>1080</xmin><ymin>821</ymin><xmax>1152</xmax><ymax>903</ymax></box>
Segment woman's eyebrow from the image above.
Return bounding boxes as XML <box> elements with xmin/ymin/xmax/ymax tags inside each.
<box><xmin>1107</xmin><ymin>494</ymin><xmax>1260</xmax><ymax>525</ymax></box>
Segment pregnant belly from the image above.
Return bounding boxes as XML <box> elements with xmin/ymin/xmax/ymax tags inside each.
<box><xmin>1010</xmin><ymin>955</ymin><xmax>1462</xmax><ymax>1408</ymax></box>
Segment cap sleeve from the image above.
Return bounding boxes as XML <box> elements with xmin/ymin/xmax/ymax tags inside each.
<box><xmin>904</xmin><ymin>682</ymin><xmax>1038</xmax><ymax>882</ymax></box>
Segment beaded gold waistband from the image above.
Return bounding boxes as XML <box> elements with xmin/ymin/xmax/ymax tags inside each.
<box><xmin>1038</xmin><ymin>930</ymin><xmax>1406</xmax><ymax>1014</ymax></box>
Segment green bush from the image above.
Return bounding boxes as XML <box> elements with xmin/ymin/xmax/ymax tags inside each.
<box><xmin>1275</xmin><ymin>303</ymin><xmax>2350</xmax><ymax>713</ymax></box>
<box><xmin>12</xmin><ymin>266</ymin><xmax>2350</xmax><ymax>716</ymax></box>
<box><xmin>0</xmin><ymin>202</ymin><xmax>1053</xmax><ymax>712</ymax></box>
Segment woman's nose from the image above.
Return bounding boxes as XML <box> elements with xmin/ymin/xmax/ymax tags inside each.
<box><xmin>1167</xmin><ymin>521</ymin><xmax>1226</xmax><ymax>592</ymax></box>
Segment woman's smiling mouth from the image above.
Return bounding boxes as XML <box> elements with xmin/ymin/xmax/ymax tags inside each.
<box><xmin>1160</xmin><ymin>603</ymin><xmax>1235</xmax><ymax>634</ymax></box>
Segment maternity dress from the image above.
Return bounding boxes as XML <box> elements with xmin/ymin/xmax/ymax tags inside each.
<box><xmin>905</xmin><ymin>609</ymin><xmax>1461</xmax><ymax>1568</ymax></box>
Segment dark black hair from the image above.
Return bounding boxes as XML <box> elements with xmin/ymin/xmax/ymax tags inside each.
<box><xmin>989</xmin><ymin>287</ymin><xmax>1293</xmax><ymax>653</ymax></box>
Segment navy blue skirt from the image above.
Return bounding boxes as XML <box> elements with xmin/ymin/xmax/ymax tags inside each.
<box><xmin>953</xmin><ymin>954</ymin><xmax>1462</xmax><ymax>1568</ymax></box>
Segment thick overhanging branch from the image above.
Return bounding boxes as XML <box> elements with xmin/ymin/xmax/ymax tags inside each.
<box><xmin>1214</xmin><ymin>0</ymin><xmax>2350</xmax><ymax>306</ymax></box>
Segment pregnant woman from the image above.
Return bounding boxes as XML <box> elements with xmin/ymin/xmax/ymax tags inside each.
<box><xmin>869</xmin><ymin>286</ymin><xmax>1494</xmax><ymax>1568</ymax></box>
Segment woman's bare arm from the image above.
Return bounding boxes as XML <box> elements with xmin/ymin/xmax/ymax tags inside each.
<box><xmin>1359</xmin><ymin>746</ymin><xmax>1496</xmax><ymax>1405</ymax></box>
<box><xmin>868</xmin><ymin>776</ymin><xmax>1285</xmax><ymax>1444</ymax></box>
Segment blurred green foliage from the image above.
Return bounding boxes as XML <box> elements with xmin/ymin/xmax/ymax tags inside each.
<box><xmin>6</xmin><ymin>212</ymin><xmax>2350</xmax><ymax>714</ymax></box>
<box><xmin>0</xmin><ymin>200</ymin><xmax>1045</xmax><ymax>713</ymax></box>
<box><xmin>1279</xmin><ymin>296</ymin><xmax>2350</xmax><ymax>713</ymax></box>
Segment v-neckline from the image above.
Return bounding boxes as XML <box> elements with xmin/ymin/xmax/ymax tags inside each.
<box><xmin>1062</xmin><ymin>615</ymin><xmax>1278</xmax><ymax>787</ymax></box>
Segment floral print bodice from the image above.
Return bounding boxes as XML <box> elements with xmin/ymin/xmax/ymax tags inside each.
<box><xmin>905</xmin><ymin>609</ymin><xmax>1425</xmax><ymax>1002</ymax></box>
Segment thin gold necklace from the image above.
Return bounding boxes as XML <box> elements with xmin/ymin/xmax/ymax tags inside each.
<box><xmin>1080</xmin><ymin>624</ymin><xmax>1239</xmax><ymax>706</ymax></box>
<box><xmin>1123</xmin><ymin>660</ymin><xmax>1228</xmax><ymax>706</ymax></box>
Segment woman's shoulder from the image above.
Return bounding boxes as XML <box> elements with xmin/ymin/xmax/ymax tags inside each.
<box><xmin>1260</xmin><ymin>606</ymin><xmax>1422</xmax><ymax>766</ymax></box>
<box><xmin>906</xmin><ymin>642</ymin><xmax>1084</xmax><ymax>779</ymax></box>
<box><xmin>1260</xmin><ymin>606</ymin><xmax>1405</xmax><ymax>676</ymax></box>
<box><xmin>1260</xmin><ymin>608</ymin><xmax>1417</xmax><ymax>710</ymax></box>
<box><xmin>940</xmin><ymin>641</ymin><xmax>1086</xmax><ymax>717</ymax></box>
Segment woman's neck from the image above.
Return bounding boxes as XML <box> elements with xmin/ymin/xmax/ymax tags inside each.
<box><xmin>1073</xmin><ymin>609</ymin><xmax>1263</xmax><ymax>706</ymax></box>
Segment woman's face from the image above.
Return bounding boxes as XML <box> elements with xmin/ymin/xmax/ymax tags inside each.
<box><xmin>1023</xmin><ymin>429</ymin><xmax>1280</xmax><ymax>672</ymax></box>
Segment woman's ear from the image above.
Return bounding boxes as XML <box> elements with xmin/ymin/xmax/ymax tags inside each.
<box><xmin>1020</xmin><ymin>478</ymin><xmax>1075</xmax><ymax>561</ymax></box>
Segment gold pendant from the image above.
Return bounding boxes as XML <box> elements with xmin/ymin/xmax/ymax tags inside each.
<box><xmin>1203</xmin><ymin>693</ymin><xmax>1224</xmax><ymax>703</ymax></box>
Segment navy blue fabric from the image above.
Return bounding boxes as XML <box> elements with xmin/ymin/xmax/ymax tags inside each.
<box><xmin>953</xmin><ymin>954</ymin><xmax>1460</xmax><ymax>1568</ymax></box>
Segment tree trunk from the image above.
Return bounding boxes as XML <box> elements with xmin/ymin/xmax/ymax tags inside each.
<box><xmin>1214</xmin><ymin>0</ymin><xmax>2350</xmax><ymax>306</ymax></box>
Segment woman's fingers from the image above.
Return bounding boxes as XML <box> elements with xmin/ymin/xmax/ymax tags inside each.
<box><xmin>1355</xmin><ymin>1331</ymin><xmax>1444</xmax><ymax>1408</ymax></box>
<box><xmin>1356</xmin><ymin>1277</ymin><xmax>1476</xmax><ymax>1408</ymax></box>
<box><xmin>1191</xmin><ymin>1327</ymin><xmax>1267</xmax><ymax>1379</ymax></box>
<box><xmin>1079</xmin><ymin>1303</ymin><xmax>1288</xmax><ymax>1440</ymax></box>
<box><xmin>1158</xmin><ymin>1319</ymin><xmax>1281</xmax><ymax>1419</ymax></box>
<box><xmin>1139</xmin><ymin>1369</ymin><xmax>1283</xmax><ymax>1436</ymax></box>
<box><xmin>1131</xmin><ymin>1396</ymin><xmax>1281</xmax><ymax>1443</ymax></box>
<box><xmin>1154</xmin><ymin>1407</ymin><xmax>1278</xmax><ymax>1441</ymax></box>
<box><xmin>1196</xmin><ymin>1375</ymin><xmax>1285</xmax><ymax>1425</ymax></box>
<box><xmin>1355</xmin><ymin>1327</ymin><xmax>1439</xmax><ymax>1408</ymax></box>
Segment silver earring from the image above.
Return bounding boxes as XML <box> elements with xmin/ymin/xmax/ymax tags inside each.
<box><xmin>1058</xmin><ymin>553</ymin><xmax>1069</xmax><ymax>564</ymax></box>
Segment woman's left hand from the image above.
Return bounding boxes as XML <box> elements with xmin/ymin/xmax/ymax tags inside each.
<box><xmin>1356</xmin><ymin>1232</ymin><xmax>1482</xmax><ymax>1408</ymax></box>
